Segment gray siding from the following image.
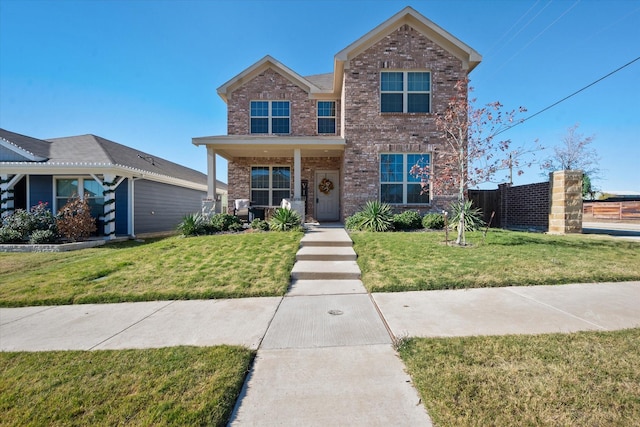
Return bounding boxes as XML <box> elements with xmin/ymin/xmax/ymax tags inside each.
<box><xmin>0</xmin><ymin>145</ymin><xmax>30</xmax><ymax>161</ymax></box>
<box><xmin>134</xmin><ymin>179</ymin><xmax>205</xmax><ymax>234</ymax></box>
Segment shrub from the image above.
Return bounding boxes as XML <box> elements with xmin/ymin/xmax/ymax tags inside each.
<box><xmin>392</xmin><ymin>210</ymin><xmax>423</xmax><ymax>230</ymax></box>
<box><xmin>1</xmin><ymin>202</ymin><xmax>58</xmax><ymax>243</ymax></box>
<box><xmin>345</xmin><ymin>212</ymin><xmax>366</xmax><ymax>231</ymax></box>
<box><xmin>1</xmin><ymin>209</ymin><xmax>34</xmax><ymax>238</ymax></box>
<box><xmin>450</xmin><ymin>200</ymin><xmax>485</xmax><ymax>232</ymax></box>
<box><xmin>209</xmin><ymin>213</ymin><xmax>243</xmax><ymax>232</ymax></box>
<box><xmin>422</xmin><ymin>212</ymin><xmax>445</xmax><ymax>230</ymax></box>
<box><xmin>0</xmin><ymin>227</ymin><xmax>22</xmax><ymax>243</ymax></box>
<box><xmin>29</xmin><ymin>229</ymin><xmax>58</xmax><ymax>244</ymax></box>
<box><xmin>355</xmin><ymin>200</ymin><xmax>394</xmax><ymax>232</ymax></box>
<box><xmin>56</xmin><ymin>195</ymin><xmax>97</xmax><ymax>242</ymax></box>
<box><xmin>177</xmin><ymin>213</ymin><xmax>206</xmax><ymax>236</ymax></box>
<box><xmin>269</xmin><ymin>207</ymin><xmax>301</xmax><ymax>231</ymax></box>
<box><xmin>250</xmin><ymin>218</ymin><xmax>269</xmax><ymax>231</ymax></box>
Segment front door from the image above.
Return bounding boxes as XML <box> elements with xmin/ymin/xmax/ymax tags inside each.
<box><xmin>315</xmin><ymin>170</ymin><xmax>340</xmax><ymax>221</ymax></box>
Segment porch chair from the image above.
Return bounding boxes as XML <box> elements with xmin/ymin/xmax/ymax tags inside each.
<box><xmin>233</xmin><ymin>199</ymin><xmax>250</xmax><ymax>222</ymax></box>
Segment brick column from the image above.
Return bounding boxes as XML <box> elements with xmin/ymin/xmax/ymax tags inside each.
<box><xmin>548</xmin><ymin>170</ymin><xmax>583</xmax><ymax>234</ymax></box>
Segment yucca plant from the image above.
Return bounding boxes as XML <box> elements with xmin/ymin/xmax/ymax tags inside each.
<box><xmin>177</xmin><ymin>212</ymin><xmax>206</xmax><ymax>236</ymax></box>
<box><xmin>356</xmin><ymin>200</ymin><xmax>393</xmax><ymax>232</ymax></box>
<box><xmin>269</xmin><ymin>207</ymin><xmax>301</xmax><ymax>231</ymax></box>
<box><xmin>450</xmin><ymin>200</ymin><xmax>485</xmax><ymax>232</ymax></box>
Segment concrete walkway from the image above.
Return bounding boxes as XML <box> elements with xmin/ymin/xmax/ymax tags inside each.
<box><xmin>229</xmin><ymin>223</ymin><xmax>431</xmax><ymax>426</ymax></box>
<box><xmin>1</xmin><ymin>224</ymin><xmax>640</xmax><ymax>425</ymax></box>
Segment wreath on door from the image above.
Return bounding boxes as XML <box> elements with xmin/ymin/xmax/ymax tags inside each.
<box><xmin>318</xmin><ymin>178</ymin><xmax>334</xmax><ymax>195</ymax></box>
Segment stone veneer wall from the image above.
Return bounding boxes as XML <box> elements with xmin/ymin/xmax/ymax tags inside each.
<box><xmin>548</xmin><ymin>170</ymin><xmax>583</xmax><ymax>234</ymax></box>
<box><xmin>341</xmin><ymin>24</ymin><xmax>467</xmax><ymax>219</ymax></box>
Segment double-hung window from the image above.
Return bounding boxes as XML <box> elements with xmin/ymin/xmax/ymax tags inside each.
<box><xmin>380</xmin><ymin>71</ymin><xmax>430</xmax><ymax>113</ymax></box>
<box><xmin>251</xmin><ymin>166</ymin><xmax>291</xmax><ymax>206</ymax></box>
<box><xmin>380</xmin><ymin>154</ymin><xmax>430</xmax><ymax>204</ymax></box>
<box><xmin>250</xmin><ymin>101</ymin><xmax>290</xmax><ymax>134</ymax></box>
<box><xmin>55</xmin><ymin>177</ymin><xmax>104</xmax><ymax>218</ymax></box>
<box><xmin>317</xmin><ymin>101</ymin><xmax>336</xmax><ymax>134</ymax></box>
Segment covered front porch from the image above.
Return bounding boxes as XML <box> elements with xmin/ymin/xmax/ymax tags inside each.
<box><xmin>193</xmin><ymin>135</ymin><xmax>345</xmax><ymax>221</ymax></box>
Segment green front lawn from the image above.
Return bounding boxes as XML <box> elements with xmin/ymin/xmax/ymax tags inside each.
<box><xmin>351</xmin><ymin>230</ymin><xmax>640</xmax><ymax>292</ymax></box>
<box><xmin>399</xmin><ymin>329</ymin><xmax>640</xmax><ymax>426</ymax></box>
<box><xmin>0</xmin><ymin>232</ymin><xmax>302</xmax><ymax>307</ymax></box>
<box><xmin>0</xmin><ymin>346</ymin><xmax>253</xmax><ymax>426</ymax></box>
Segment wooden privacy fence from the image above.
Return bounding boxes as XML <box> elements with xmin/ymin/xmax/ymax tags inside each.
<box><xmin>583</xmin><ymin>201</ymin><xmax>640</xmax><ymax>220</ymax></box>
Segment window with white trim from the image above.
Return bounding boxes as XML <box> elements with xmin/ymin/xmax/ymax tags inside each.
<box><xmin>380</xmin><ymin>71</ymin><xmax>431</xmax><ymax>113</ymax></box>
<box><xmin>380</xmin><ymin>154</ymin><xmax>430</xmax><ymax>204</ymax></box>
<box><xmin>55</xmin><ymin>177</ymin><xmax>104</xmax><ymax>218</ymax></box>
<box><xmin>317</xmin><ymin>101</ymin><xmax>336</xmax><ymax>134</ymax></box>
<box><xmin>251</xmin><ymin>166</ymin><xmax>291</xmax><ymax>206</ymax></box>
<box><xmin>250</xmin><ymin>100</ymin><xmax>290</xmax><ymax>134</ymax></box>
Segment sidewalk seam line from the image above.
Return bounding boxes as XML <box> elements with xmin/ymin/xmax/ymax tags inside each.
<box><xmin>0</xmin><ymin>305</ymin><xmax>56</xmax><ymax>326</ymax></box>
<box><xmin>506</xmin><ymin>288</ymin><xmax>607</xmax><ymax>331</ymax></box>
<box><xmin>87</xmin><ymin>300</ymin><xmax>177</xmax><ymax>350</ymax></box>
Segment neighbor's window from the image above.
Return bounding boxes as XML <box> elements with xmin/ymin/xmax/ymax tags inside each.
<box><xmin>55</xmin><ymin>177</ymin><xmax>104</xmax><ymax>218</ymax></box>
<box><xmin>250</xmin><ymin>101</ymin><xmax>290</xmax><ymax>134</ymax></box>
<box><xmin>251</xmin><ymin>166</ymin><xmax>291</xmax><ymax>206</ymax></box>
<box><xmin>380</xmin><ymin>71</ymin><xmax>430</xmax><ymax>113</ymax></box>
<box><xmin>380</xmin><ymin>154</ymin><xmax>430</xmax><ymax>204</ymax></box>
<box><xmin>317</xmin><ymin>101</ymin><xmax>336</xmax><ymax>134</ymax></box>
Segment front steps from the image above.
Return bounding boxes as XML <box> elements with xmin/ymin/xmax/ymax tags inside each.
<box><xmin>290</xmin><ymin>226</ymin><xmax>361</xmax><ymax>281</ymax></box>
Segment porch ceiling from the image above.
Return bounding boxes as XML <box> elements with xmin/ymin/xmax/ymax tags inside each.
<box><xmin>192</xmin><ymin>135</ymin><xmax>345</xmax><ymax>160</ymax></box>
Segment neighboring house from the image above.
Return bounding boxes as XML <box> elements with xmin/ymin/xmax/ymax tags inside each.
<box><xmin>0</xmin><ymin>129</ymin><xmax>227</xmax><ymax>237</ymax></box>
<box><xmin>193</xmin><ymin>6</ymin><xmax>481</xmax><ymax>221</ymax></box>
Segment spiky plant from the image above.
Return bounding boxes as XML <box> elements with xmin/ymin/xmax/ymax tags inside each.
<box><xmin>357</xmin><ymin>200</ymin><xmax>394</xmax><ymax>232</ymax></box>
<box><xmin>269</xmin><ymin>207</ymin><xmax>301</xmax><ymax>231</ymax></box>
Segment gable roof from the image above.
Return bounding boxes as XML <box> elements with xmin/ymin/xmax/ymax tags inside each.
<box><xmin>217</xmin><ymin>55</ymin><xmax>331</xmax><ymax>103</ymax></box>
<box><xmin>0</xmin><ymin>128</ymin><xmax>51</xmax><ymax>161</ymax></box>
<box><xmin>216</xmin><ymin>7</ymin><xmax>481</xmax><ymax>101</ymax></box>
<box><xmin>1</xmin><ymin>129</ymin><xmax>226</xmax><ymax>191</ymax></box>
<box><xmin>335</xmin><ymin>6</ymin><xmax>482</xmax><ymax>71</ymax></box>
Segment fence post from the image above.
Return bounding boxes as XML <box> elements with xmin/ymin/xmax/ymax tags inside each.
<box><xmin>548</xmin><ymin>170</ymin><xmax>583</xmax><ymax>234</ymax></box>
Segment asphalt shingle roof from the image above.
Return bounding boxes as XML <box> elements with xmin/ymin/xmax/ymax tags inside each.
<box><xmin>1</xmin><ymin>129</ymin><xmax>220</xmax><ymax>188</ymax></box>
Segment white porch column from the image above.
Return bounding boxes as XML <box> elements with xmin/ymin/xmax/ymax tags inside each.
<box><xmin>102</xmin><ymin>174</ymin><xmax>117</xmax><ymax>240</ymax></box>
<box><xmin>1</xmin><ymin>174</ymin><xmax>14</xmax><ymax>217</ymax></box>
<box><xmin>1</xmin><ymin>174</ymin><xmax>23</xmax><ymax>217</ymax></box>
<box><xmin>294</xmin><ymin>148</ymin><xmax>301</xmax><ymax>199</ymax></box>
<box><xmin>207</xmin><ymin>146</ymin><xmax>217</xmax><ymax>199</ymax></box>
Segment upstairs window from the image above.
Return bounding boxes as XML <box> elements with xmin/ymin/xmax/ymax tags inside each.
<box><xmin>380</xmin><ymin>71</ymin><xmax>430</xmax><ymax>113</ymax></box>
<box><xmin>251</xmin><ymin>101</ymin><xmax>290</xmax><ymax>134</ymax></box>
<box><xmin>380</xmin><ymin>153</ymin><xmax>430</xmax><ymax>204</ymax></box>
<box><xmin>317</xmin><ymin>101</ymin><xmax>336</xmax><ymax>134</ymax></box>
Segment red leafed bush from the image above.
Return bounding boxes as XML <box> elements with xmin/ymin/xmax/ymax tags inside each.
<box><xmin>56</xmin><ymin>195</ymin><xmax>97</xmax><ymax>242</ymax></box>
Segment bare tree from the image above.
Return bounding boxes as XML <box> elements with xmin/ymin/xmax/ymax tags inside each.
<box><xmin>541</xmin><ymin>124</ymin><xmax>600</xmax><ymax>177</ymax></box>
<box><xmin>411</xmin><ymin>78</ymin><xmax>527</xmax><ymax>245</ymax></box>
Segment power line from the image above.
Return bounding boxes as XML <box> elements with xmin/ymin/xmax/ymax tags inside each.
<box><xmin>494</xmin><ymin>55</ymin><xmax>640</xmax><ymax>137</ymax></box>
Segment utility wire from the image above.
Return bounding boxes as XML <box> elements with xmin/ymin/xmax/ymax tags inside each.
<box><xmin>494</xmin><ymin>55</ymin><xmax>640</xmax><ymax>137</ymax></box>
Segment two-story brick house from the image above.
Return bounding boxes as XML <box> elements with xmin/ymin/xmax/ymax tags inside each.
<box><xmin>193</xmin><ymin>6</ymin><xmax>481</xmax><ymax>221</ymax></box>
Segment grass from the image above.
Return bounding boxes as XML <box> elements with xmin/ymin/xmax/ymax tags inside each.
<box><xmin>398</xmin><ymin>328</ymin><xmax>640</xmax><ymax>426</ymax></box>
<box><xmin>0</xmin><ymin>232</ymin><xmax>302</xmax><ymax>307</ymax></box>
<box><xmin>351</xmin><ymin>229</ymin><xmax>640</xmax><ymax>292</ymax></box>
<box><xmin>0</xmin><ymin>346</ymin><xmax>253</xmax><ymax>426</ymax></box>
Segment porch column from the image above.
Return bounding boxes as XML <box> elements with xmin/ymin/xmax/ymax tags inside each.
<box><xmin>1</xmin><ymin>174</ymin><xmax>22</xmax><ymax>217</ymax></box>
<box><xmin>207</xmin><ymin>146</ymin><xmax>217</xmax><ymax>199</ymax></box>
<box><xmin>102</xmin><ymin>174</ymin><xmax>117</xmax><ymax>240</ymax></box>
<box><xmin>1</xmin><ymin>174</ymin><xmax>13</xmax><ymax>217</ymax></box>
<box><xmin>294</xmin><ymin>148</ymin><xmax>301</xmax><ymax>199</ymax></box>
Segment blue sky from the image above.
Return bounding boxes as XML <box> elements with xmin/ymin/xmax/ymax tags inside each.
<box><xmin>1</xmin><ymin>0</ymin><xmax>639</xmax><ymax>192</ymax></box>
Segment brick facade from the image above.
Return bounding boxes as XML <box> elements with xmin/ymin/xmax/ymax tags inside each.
<box><xmin>341</xmin><ymin>24</ymin><xmax>466</xmax><ymax>218</ymax></box>
<box><xmin>208</xmin><ymin>9</ymin><xmax>479</xmax><ymax>222</ymax></box>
